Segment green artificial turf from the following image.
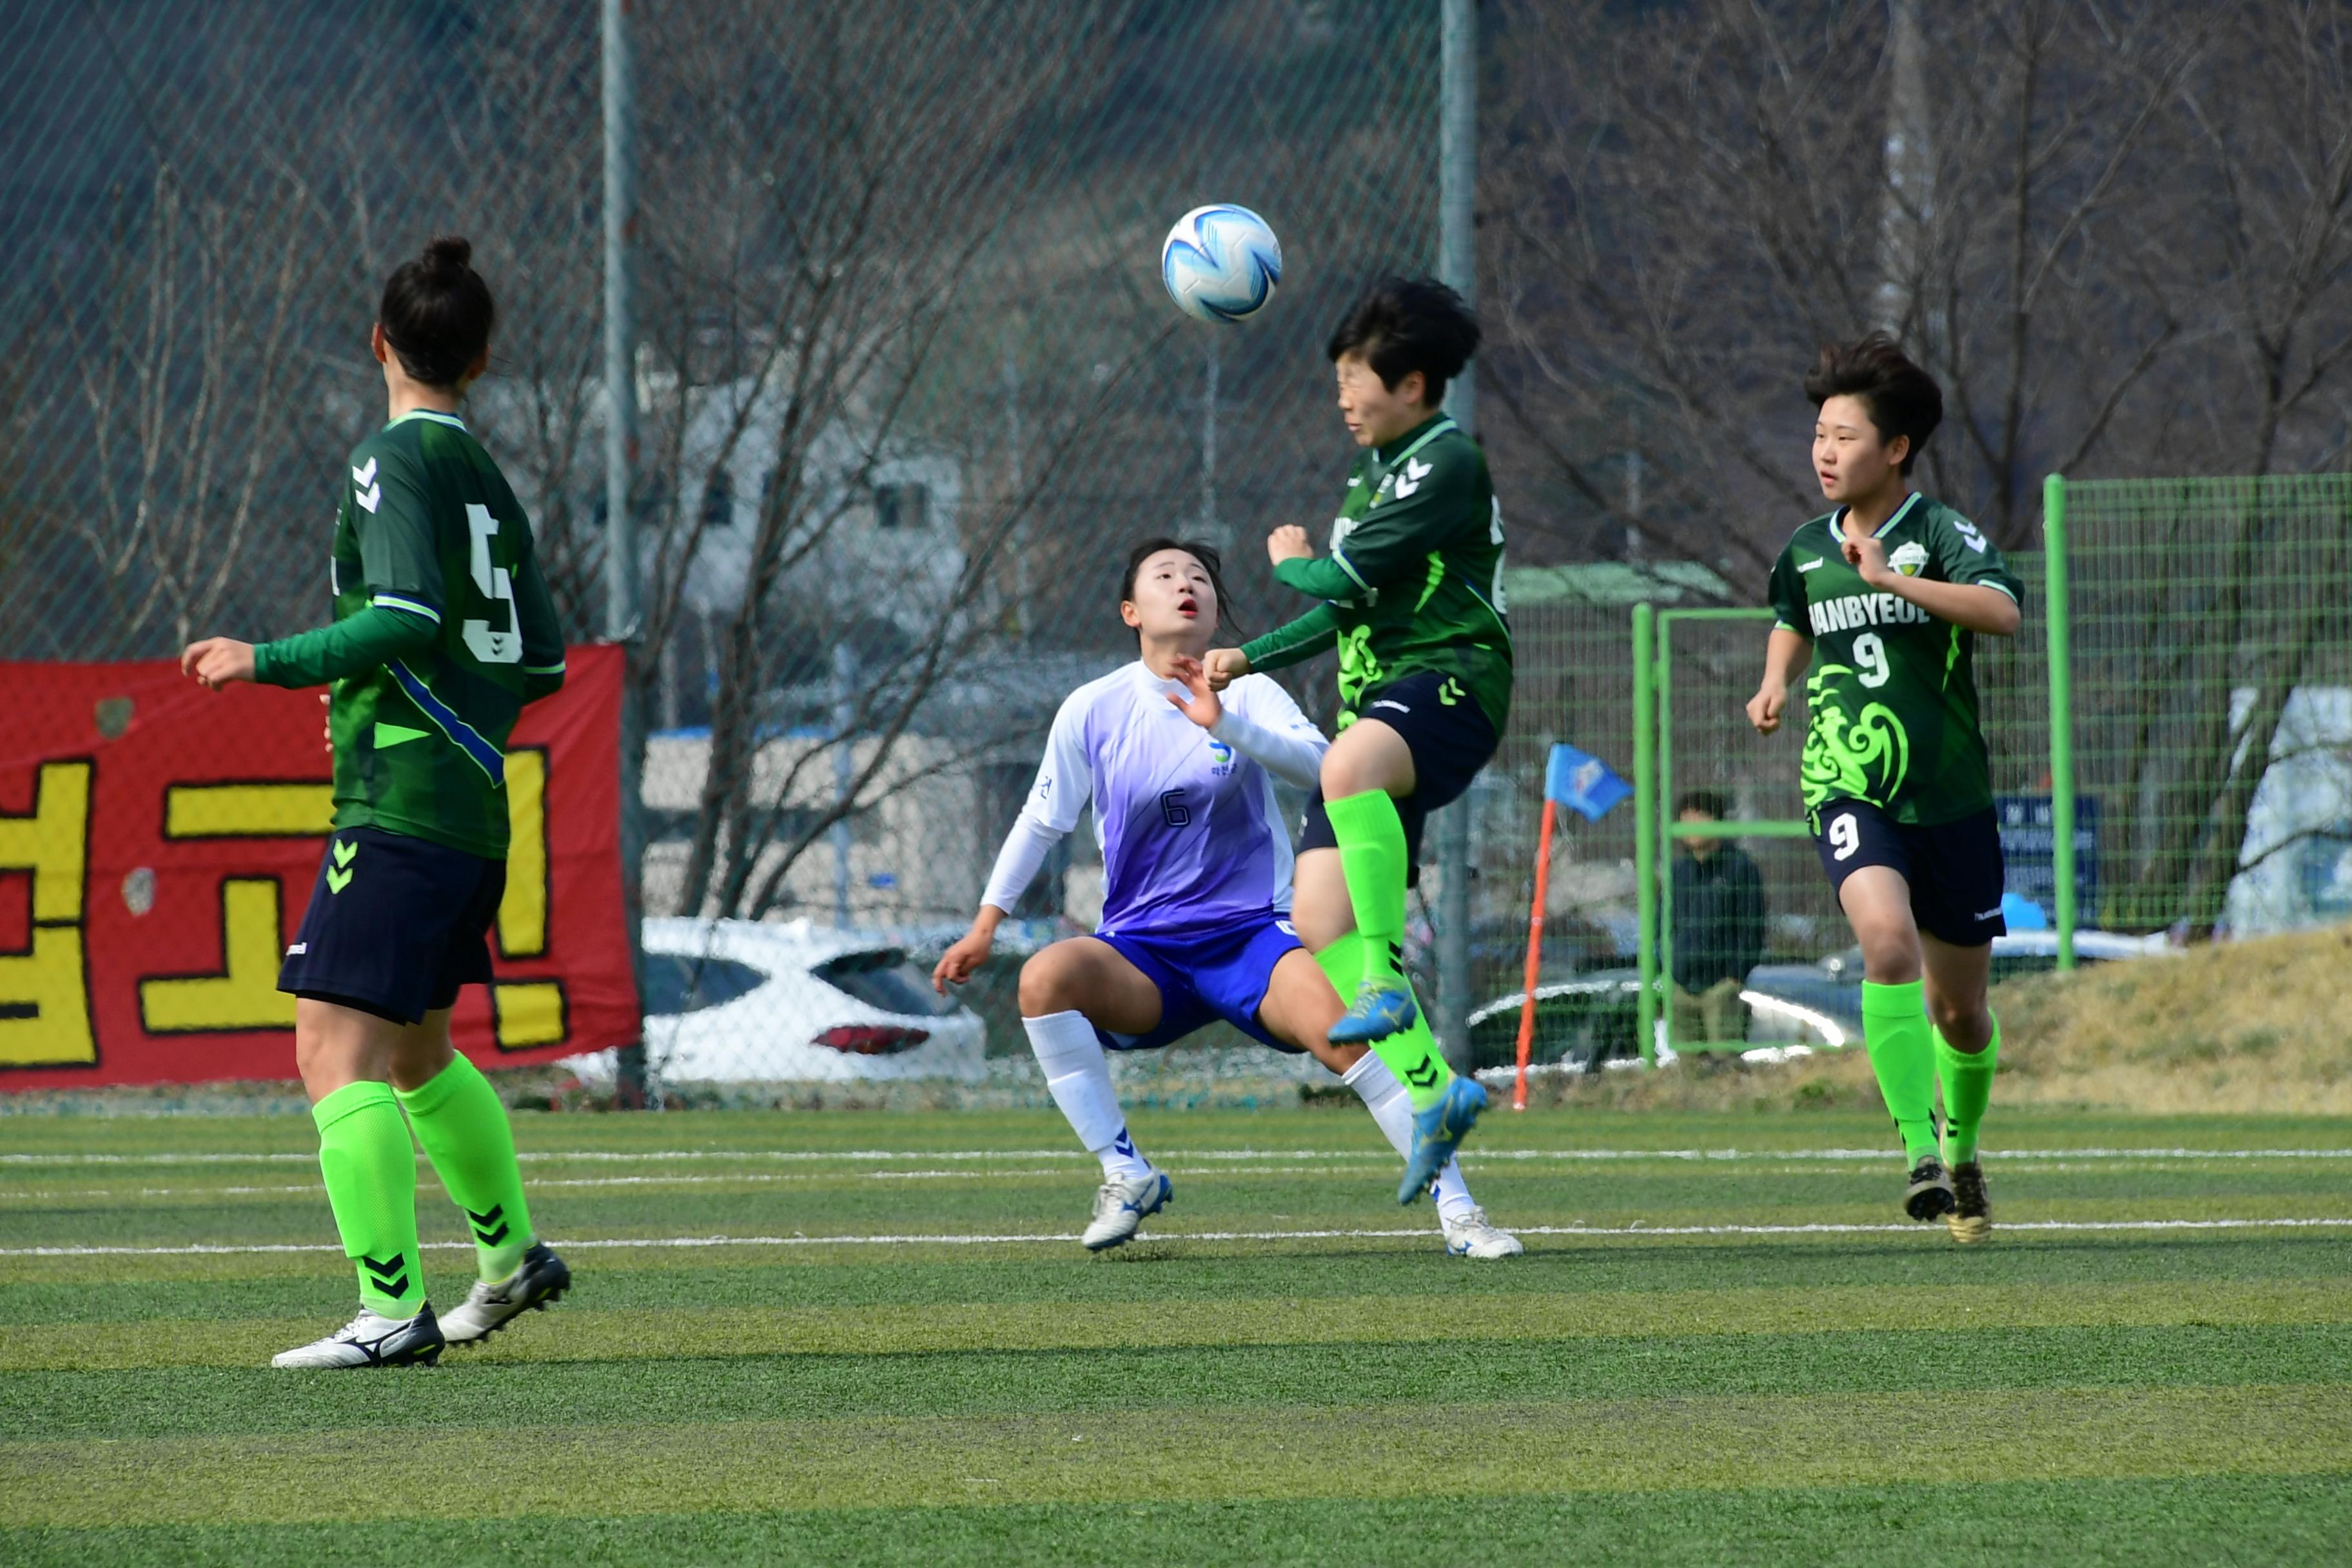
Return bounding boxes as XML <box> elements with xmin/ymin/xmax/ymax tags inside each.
<box><xmin>3</xmin><ymin>1106</ymin><xmax>2347</xmax><ymax>1563</ymax></box>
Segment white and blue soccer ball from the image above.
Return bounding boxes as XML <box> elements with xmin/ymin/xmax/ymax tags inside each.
<box><xmin>1161</xmin><ymin>204</ymin><xmax>1282</xmax><ymax>324</ymax></box>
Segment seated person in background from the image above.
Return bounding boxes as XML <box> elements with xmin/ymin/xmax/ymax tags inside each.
<box><xmin>1669</xmin><ymin>790</ymin><xmax>1767</xmax><ymax>1048</ymax></box>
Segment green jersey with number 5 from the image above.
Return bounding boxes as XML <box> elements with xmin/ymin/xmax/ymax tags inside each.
<box><xmin>320</xmin><ymin>409</ymin><xmax>564</xmax><ymax>859</ymax></box>
<box><xmin>1766</xmin><ymin>493</ymin><xmax>2023</xmax><ymax>825</ymax></box>
<box><xmin>1239</xmin><ymin>412</ymin><xmax>1513</xmax><ymax>735</ymax></box>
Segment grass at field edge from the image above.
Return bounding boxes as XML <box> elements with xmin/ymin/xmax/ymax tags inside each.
<box><xmin>3</xmin><ymin>1476</ymin><xmax>2345</xmax><ymax>1567</ymax></box>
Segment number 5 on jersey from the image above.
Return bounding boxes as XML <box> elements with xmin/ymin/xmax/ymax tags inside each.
<box><xmin>464</xmin><ymin>503</ymin><xmax>522</xmax><ymax>665</ymax></box>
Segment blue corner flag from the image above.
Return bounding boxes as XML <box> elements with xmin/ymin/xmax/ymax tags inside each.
<box><xmin>1545</xmin><ymin>743</ymin><xmax>1632</xmax><ymax>823</ymax></box>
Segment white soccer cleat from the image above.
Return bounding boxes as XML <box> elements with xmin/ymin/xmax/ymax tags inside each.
<box><xmin>1441</xmin><ymin>1206</ymin><xmax>1525</xmax><ymax>1260</ymax></box>
<box><xmin>439</xmin><ymin>1242</ymin><xmax>573</xmax><ymax>1346</ymax></box>
<box><xmin>271</xmin><ymin>1303</ymin><xmax>445</xmax><ymax>1368</ymax></box>
<box><xmin>1081</xmin><ymin>1170</ymin><xmax>1171</xmax><ymax>1251</ymax></box>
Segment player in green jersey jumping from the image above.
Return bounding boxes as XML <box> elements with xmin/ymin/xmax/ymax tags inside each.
<box><xmin>1748</xmin><ymin>334</ymin><xmax>2021</xmax><ymax>1242</ymax></box>
<box><xmin>181</xmin><ymin>236</ymin><xmax>574</xmax><ymax>1364</ymax></box>
<box><xmin>1206</xmin><ymin>278</ymin><xmax>1511</xmax><ymax>1204</ymax></box>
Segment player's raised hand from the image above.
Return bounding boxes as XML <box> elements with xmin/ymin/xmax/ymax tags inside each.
<box><xmin>181</xmin><ymin>637</ymin><xmax>257</xmax><ymax>691</ymax></box>
<box><xmin>1202</xmin><ymin>647</ymin><xmax>1251</xmax><ymax>692</ymax></box>
<box><xmin>1266</xmin><ymin>524</ymin><xmax>1313</xmax><ymax>565</ymax></box>
<box><xmin>932</xmin><ymin>922</ymin><xmax>995</xmax><ymax>994</ymax></box>
<box><xmin>1747</xmin><ymin>680</ymin><xmax>1787</xmax><ymax>736</ymax></box>
<box><xmin>1842</xmin><ymin>532</ymin><xmax>1893</xmax><ymax>586</ymax></box>
<box><xmin>1166</xmin><ymin>655</ymin><xmax>1223</xmax><ymax>730</ymax></box>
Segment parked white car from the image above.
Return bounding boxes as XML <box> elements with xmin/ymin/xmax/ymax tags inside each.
<box><xmin>562</xmin><ymin>917</ymin><xmax>987</xmax><ymax>1084</ymax></box>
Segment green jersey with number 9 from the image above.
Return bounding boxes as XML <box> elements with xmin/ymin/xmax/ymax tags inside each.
<box><xmin>315</xmin><ymin>409</ymin><xmax>564</xmax><ymax>859</ymax></box>
<box><xmin>1767</xmin><ymin>493</ymin><xmax>2024</xmax><ymax>826</ymax></box>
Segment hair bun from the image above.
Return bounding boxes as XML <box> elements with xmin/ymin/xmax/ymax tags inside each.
<box><xmin>422</xmin><ymin>235</ymin><xmax>473</xmax><ymax>272</ymax></box>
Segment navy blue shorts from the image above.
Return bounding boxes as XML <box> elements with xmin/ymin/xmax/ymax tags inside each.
<box><xmin>1811</xmin><ymin>799</ymin><xmax>2008</xmax><ymax>948</ymax></box>
<box><xmin>1095</xmin><ymin>914</ymin><xmax>1306</xmax><ymax>1054</ymax></box>
<box><xmin>1298</xmin><ymin>669</ymin><xmax>1500</xmax><ymax>885</ymax></box>
<box><xmin>279</xmin><ymin>825</ymin><xmax>506</xmax><ymax>1025</ymax></box>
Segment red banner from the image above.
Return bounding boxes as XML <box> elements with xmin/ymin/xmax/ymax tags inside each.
<box><xmin>0</xmin><ymin>646</ymin><xmax>641</xmax><ymax>1087</ymax></box>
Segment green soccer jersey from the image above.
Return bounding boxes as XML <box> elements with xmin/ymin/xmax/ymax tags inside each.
<box><xmin>1240</xmin><ymin>412</ymin><xmax>1513</xmax><ymax>734</ymax></box>
<box><xmin>253</xmin><ymin>409</ymin><xmax>565</xmax><ymax>859</ymax></box>
<box><xmin>1765</xmin><ymin>492</ymin><xmax>2023</xmax><ymax>825</ymax></box>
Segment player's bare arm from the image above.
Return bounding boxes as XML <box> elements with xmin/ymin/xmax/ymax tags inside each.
<box><xmin>1200</xmin><ymin>647</ymin><xmax>1251</xmax><ymax>689</ymax></box>
<box><xmin>1842</xmin><ymin>534</ymin><xmax>2021</xmax><ymax>636</ymax></box>
<box><xmin>1747</xmin><ymin>626</ymin><xmax>1812</xmax><ymax>735</ymax></box>
<box><xmin>181</xmin><ymin>636</ymin><xmax>257</xmax><ymax>690</ymax></box>
<box><xmin>933</xmin><ymin>905</ymin><xmax>1004</xmax><ymax>993</ymax></box>
<box><xmin>1266</xmin><ymin>524</ymin><xmax>1313</xmax><ymax>565</ymax></box>
<box><xmin>1166</xmin><ymin>654</ymin><xmax>1224</xmax><ymax>727</ymax></box>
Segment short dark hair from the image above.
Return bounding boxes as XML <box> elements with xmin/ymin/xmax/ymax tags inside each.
<box><xmin>1326</xmin><ymin>277</ymin><xmax>1481</xmax><ymax>406</ymax></box>
<box><xmin>380</xmin><ymin>235</ymin><xmax>496</xmax><ymax>389</ymax></box>
<box><xmin>1803</xmin><ymin>333</ymin><xmax>1941</xmax><ymax>475</ymax></box>
<box><xmin>1120</xmin><ymin>537</ymin><xmax>1235</xmax><ymax>640</ymax></box>
<box><xmin>1675</xmin><ymin>789</ymin><xmax>1730</xmax><ymax>821</ymax></box>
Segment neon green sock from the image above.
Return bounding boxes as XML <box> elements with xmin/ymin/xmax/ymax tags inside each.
<box><xmin>311</xmin><ymin>1081</ymin><xmax>424</xmax><ymax>1317</ymax></box>
<box><xmin>1312</xmin><ymin>929</ymin><xmax>1453</xmax><ymax>1112</ymax></box>
<box><xmin>397</xmin><ymin>1053</ymin><xmax>534</xmax><ymax>1283</ymax></box>
<box><xmin>1935</xmin><ymin>1015</ymin><xmax>1999</xmax><ymax>1166</ymax></box>
<box><xmin>1324</xmin><ymin>790</ymin><xmax>1409</xmax><ymax>986</ymax></box>
<box><xmin>1859</xmin><ymin>980</ymin><xmax>1940</xmax><ymax>1164</ymax></box>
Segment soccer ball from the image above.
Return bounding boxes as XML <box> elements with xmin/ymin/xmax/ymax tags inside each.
<box><xmin>1160</xmin><ymin>204</ymin><xmax>1282</xmax><ymax>324</ymax></box>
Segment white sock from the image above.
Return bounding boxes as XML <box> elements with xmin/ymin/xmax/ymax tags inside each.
<box><xmin>1024</xmin><ymin>1011</ymin><xmax>1152</xmax><ymax>1181</ymax></box>
<box><xmin>1342</xmin><ymin>1052</ymin><xmax>1477</xmax><ymax>1222</ymax></box>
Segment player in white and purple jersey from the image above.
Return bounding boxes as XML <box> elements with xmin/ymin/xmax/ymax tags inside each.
<box><xmin>934</xmin><ymin>540</ymin><xmax>1521</xmax><ymax>1258</ymax></box>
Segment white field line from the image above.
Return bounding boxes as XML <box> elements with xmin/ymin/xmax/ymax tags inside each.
<box><xmin>7</xmin><ymin>1215</ymin><xmax>2352</xmax><ymax>1259</ymax></box>
<box><xmin>8</xmin><ymin>1145</ymin><xmax>2352</xmax><ymax>1168</ymax></box>
<box><xmin>1</xmin><ymin>1168</ymin><xmax>1328</xmax><ymax>1200</ymax></box>
<box><xmin>0</xmin><ymin>1154</ymin><xmax>2311</xmax><ymax>1203</ymax></box>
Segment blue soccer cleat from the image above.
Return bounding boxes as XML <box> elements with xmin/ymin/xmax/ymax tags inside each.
<box><xmin>1328</xmin><ymin>977</ymin><xmax>1418</xmax><ymax>1045</ymax></box>
<box><xmin>1398</xmin><ymin>1077</ymin><xmax>1487</xmax><ymax>1206</ymax></box>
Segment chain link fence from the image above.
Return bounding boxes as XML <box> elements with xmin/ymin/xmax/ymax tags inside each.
<box><xmin>7</xmin><ymin>5</ymin><xmax>2350</xmax><ymax>1097</ymax></box>
<box><xmin>2063</xmin><ymin>477</ymin><xmax>2352</xmax><ymax>942</ymax></box>
<box><xmin>2</xmin><ymin>0</ymin><xmax>1455</xmax><ymax>1092</ymax></box>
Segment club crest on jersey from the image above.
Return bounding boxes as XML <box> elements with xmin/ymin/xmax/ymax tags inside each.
<box><xmin>1206</xmin><ymin>737</ymin><xmax>1235</xmax><ymax>775</ymax></box>
<box><xmin>1890</xmin><ymin>541</ymin><xmax>1930</xmax><ymax>578</ymax></box>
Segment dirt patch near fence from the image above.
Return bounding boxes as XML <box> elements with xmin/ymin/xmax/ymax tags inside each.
<box><xmin>1526</xmin><ymin>924</ymin><xmax>2352</xmax><ymax>1117</ymax></box>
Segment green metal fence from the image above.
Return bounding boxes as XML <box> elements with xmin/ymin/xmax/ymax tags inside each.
<box><xmin>1599</xmin><ymin>473</ymin><xmax>2352</xmax><ymax>1069</ymax></box>
<box><xmin>2048</xmin><ymin>473</ymin><xmax>2352</xmax><ymax>947</ymax></box>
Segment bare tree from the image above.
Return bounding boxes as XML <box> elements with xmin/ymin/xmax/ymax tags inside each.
<box><xmin>1482</xmin><ymin>0</ymin><xmax>2198</xmax><ymax>567</ymax></box>
<box><xmin>616</xmin><ymin>2</ymin><xmax>1137</xmax><ymax>921</ymax></box>
<box><xmin>52</xmin><ymin>165</ymin><xmax>315</xmax><ymax>651</ymax></box>
<box><xmin>2086</xmin><ymin>3</ymin><xmax>2352</xmax><ymax>935</ymax></box>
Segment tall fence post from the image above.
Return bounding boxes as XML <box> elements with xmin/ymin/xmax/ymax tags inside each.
<box><xmin>1631</xmin><ymin>603</ymin><xmax>1658</xmax><ymax>1066</ymax></box>
<box><xmin>1432</xmin><ymin>0</ymin><xmax>1477</xmax><ymax>1072</ymax></box>
<box><xmin>2044</xmin><ymin>473</ymin><xmax>2077</xmax><ymax>970</ymax></box>
<box><xmin>603</xmin><ymin>0</ymin><xmax>651</xmax><ymax>1104</ymax></box>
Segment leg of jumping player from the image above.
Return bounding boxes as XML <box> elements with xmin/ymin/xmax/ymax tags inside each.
<box><xmin>1294</xmin><ymin>734</ymin><xmax>1488</xmax><ymax>1206</ymax></box>
<box><xmin>1313</xmin><ymin>721</ymin><xmax>1433</xmax><ymax>1059</ymax></box>
<box><xmin>1257</xmin><ymin>951</ymin><xmax>1521</xmax><ymax>1258</ymax></box>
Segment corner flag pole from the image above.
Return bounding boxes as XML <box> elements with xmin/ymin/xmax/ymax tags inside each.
<box><xmin>1511</xmin><ymin>795</ymin><xmax>1558</xmax><ymax>1112</ymax></box>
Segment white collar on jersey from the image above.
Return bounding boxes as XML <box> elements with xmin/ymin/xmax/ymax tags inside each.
<box><xmin>1832</xmin><ymin>489</ymin><xmax>1923</xmax><ymax>541</ymax></box>
<box><xmin>385</xmin><ymin>409</ymin><xmax>468</xmax><ymax>431</ymax></box>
